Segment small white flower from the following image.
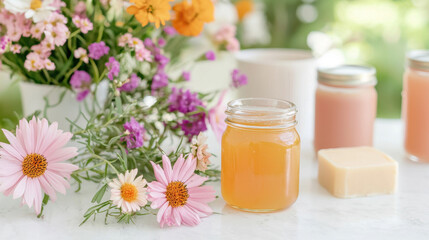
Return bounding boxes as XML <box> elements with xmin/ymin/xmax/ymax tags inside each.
<box><xmin>109</xmin><ymin>169</ymin><xmax>148</xmax><ymax>213</ymax></box>
<box><xmin>4</xmin><ymin>0</ymin><xmax>55</xmax><ymax>23</ymax></box>
<box><xmin>162</xmin><ymin>113</ymin><xmax>176</xmax><ymax>122</ymax></box>
<box><xmin>154</xmin><ymin>121</ymin><xmax>164</xmax><ymax>132</ymax></box>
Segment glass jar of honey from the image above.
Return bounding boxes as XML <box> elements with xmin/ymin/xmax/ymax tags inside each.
<box><xmin>221</xmin><ymin>98</ymin><xmax>300</xmax><ymax>212</ymax></box>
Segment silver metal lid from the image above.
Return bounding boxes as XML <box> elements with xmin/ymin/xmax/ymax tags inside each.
<box><xmin>407</xmin><ymin>50</ymin><xmax>429</xmax><ymax>71</ymax></box>
<box><xmin>317</xmin><ymin>65</ymin><xmax>377</xmax><ymax>87</ymax></box>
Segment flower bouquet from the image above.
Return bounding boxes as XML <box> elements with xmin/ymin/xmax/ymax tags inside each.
<box><xmin>0</xmin><ymin>0</ymin><xmax>247</xmax><ymax>227</ymax></box>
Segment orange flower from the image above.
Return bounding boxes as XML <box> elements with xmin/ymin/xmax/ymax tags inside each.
<box><xmin>127</xmin><ymin>0</ymin><xmax>173</xmax><ymax>28</ymax></box>
<box><xmin>235</xmin><ymin>0</ymin><xmax>253</xmax><ymax>20</ymax></box>
<box><xmin>172</xmin><ymin>0</ymin><xmax>214</xmax><ymax>37</ymax></box>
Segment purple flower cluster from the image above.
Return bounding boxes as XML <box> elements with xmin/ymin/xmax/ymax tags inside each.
<box><xmin>231</xmin><ymin>69</ymin><xmax>248</xmax><ymax>88</ymax></box>
<box><xmin>0</xmin><ymin>36</ymin><xmax>10</xmax><ymax>54</ymax></box>
<box><xmin>158</xmin><ymin>38</ymin><xmax>166</xmax><ymax>47</ymax></box>
<box><xmin>163</xmin><ymin>26</ymin><xmax>177</xmax><ymax>36</ymax></box>
<box><xmin>151</xmin><ymin>71</ymin><xmax>169</xmax><ymax>93</ymax></box>
<box><xmin>119</xmin><ymin>74</ymin><xmax>141</xmax><ymax>92</ymax></box>
<box><xmin>105</xmin><ymin>57</ymin><xmax>120</xmax><ymax>80</ymax></box>
<box><xmin>70</xmin><ymin>70</ymin><xmax>92</xmax><ymax>101</ymax></box>
<box><xmin>168</xmin><ymin>87</ymin><xmax>204</xmax><ymax>114</ymax></box>
<box><xmin>180</xmin><ymin>112</ymin><xmax>208</xmax><ymax>141</ymax></box>
<box><xmin>88</xmin><ymin>41</ymin><xmax>110</xmax><ymax>60</ymax></box>
<box><xmin>205</xmin><ymin>51</ymin><xmax>216</xmax><ymax>61</ymax></box>
<box><xmin>155</xmin><ymin>53</ymin><xmax>170</xmax><ymax>69</ymax></box>
<box><xmin>182</xmin><ymin>71</ymin><xmax>191</xmax><ymax>81</ymax></box>
<box><xmin>121</xmin><ymin>117</ymin><xmax>145</xmax><ymax>150</ymax></box>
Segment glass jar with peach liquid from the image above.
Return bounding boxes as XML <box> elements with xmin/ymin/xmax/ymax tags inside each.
<box><xmin>403</xmin><ymin>51</ymin><xmax>429</xmax><ymax>162</ymax></box>
<box><xmin>221</xmin><ymin>98</ymin><xmax>300</xmax><ymax>212</ymax></box>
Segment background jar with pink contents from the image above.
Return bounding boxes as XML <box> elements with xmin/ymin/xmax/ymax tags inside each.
<box><xmin>403</xmin><ymin>51</ymin><xmax>429</xmax><ymax>162</ymax></box>
<box><xmin>314</xmin><ymin>65</ymin><xmax>378</xmax><ymax>152</ymax></box>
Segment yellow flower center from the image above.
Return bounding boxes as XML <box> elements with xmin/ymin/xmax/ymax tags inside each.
<box><xmin>121</xmin><ymin>183</ymin><xmax>138</xmax><ymax>202</ymax></box>
<box><xmin>165</xmin><ymin>181</ymin><xmax>189</xmax><ymax>208</ymax></box>
<box><xmin>30</xmin><ymin>0</ymin><xmax>42</xmax><ymax>10</ymax></box>
<box><xmin>22</xmin><ymin>153</ymin><xmax>47</xmax><ymax>178</ymax></box>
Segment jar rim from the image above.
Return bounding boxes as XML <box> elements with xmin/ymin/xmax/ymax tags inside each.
<box><xmin>318</xmin><ymin>64</ymin><xmax>377</xmax><ymax>87</ymax></box>
<box><xmin>407</xmin><ymin>50</ymin><xmax>429</xmax><ymax>71</ymax></box>
<box><xmin>225</xmin><ymin>98</ymin><xmax>297</xmax><ymax>129</ymax></box>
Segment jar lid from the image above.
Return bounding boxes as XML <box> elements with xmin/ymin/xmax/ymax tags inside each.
<box><xmin>317</xmin><ymin>65</ymin><xmax>377</xmax><ymax>87</ymax></box>
<box><xmin>407</xmin><ymin>50</ymin><xmax>429</xmax><ymax>71</ymax></box>
<box><xmin>225</xmin><ymin>98</ymin><xmax>297</xmax><ymax>129</ymax></box>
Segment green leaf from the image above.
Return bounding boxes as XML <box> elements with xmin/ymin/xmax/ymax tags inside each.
<box><xmin>115</xmin><ymin>96</ymin><xmax>123</xmax><ymax>114</ymax></box>
<box><xmin>91</xmin><ymin>183</ymin><xmax>108</xmax><ymax>203</ymax></box>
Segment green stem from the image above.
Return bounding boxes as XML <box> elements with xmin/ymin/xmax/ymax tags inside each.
<box><xmin>65</xmin><ymin>60</ymin><xmax>83</xmax><ymax>80</ymax></box>
<box><xmin>97</xmin><ymin>24</ymin><xmax>105</xmax><ymax>42</ymax></box>
<box><xmin>92</xmin><ymin>154</ymin><xmax>119</xmax><ymax>175</ymax></box>
<box><xmin>58</xmin><ymin>47</ymin><xmax>68</xmax><ymax>62</ymax></box>
<box><xmin>68</xmin><ymin>29</ymin><xmax>81</xmax><ymax>50</ymax></box>
<box><xmin>90</xmin><ymin>59</ymin><xmax>100</xmax><ymax>83</ymax></box>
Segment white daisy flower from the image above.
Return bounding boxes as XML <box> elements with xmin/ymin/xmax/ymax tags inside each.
<box><xmin>4</xmin><ymin>0</ymin><xmax>55</xmax><ymax>23</ymax></box>
<box><xmin>109</xmin><ymin>169</ymin><xmax>148</xmax><ymax>213</ymax></box>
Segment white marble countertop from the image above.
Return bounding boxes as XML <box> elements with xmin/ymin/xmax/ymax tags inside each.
<box><xmin>1</xmin><ymin>119</ymin><xmax>429</xmax><ymax>240</ymax></box>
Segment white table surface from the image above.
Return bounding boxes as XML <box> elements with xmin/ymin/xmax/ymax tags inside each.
<box><xmin>1</xmin><ymin>119</ymin><xmax>429</xmax><ymax>240</ymax></box>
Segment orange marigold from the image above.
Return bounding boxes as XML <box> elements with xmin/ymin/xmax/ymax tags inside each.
<box><xmin>235</xmin><ymin>0</ymin><xmax>254</xmax><ymax>21</ymax></box>
<box><xmin>127</xmin><ymin>0</ymin><xmax>173</xmax><ymax>28</ymax></box>
<box><xmin>172</xmin><ymin>0</ymin><xmax>214</xmax><ymax>37</ymax></box>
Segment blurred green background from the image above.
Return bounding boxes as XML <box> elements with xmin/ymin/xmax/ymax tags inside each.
<box><xmin>241</xmin><ymin>0</ymin><xmax>429</xmax><ymax>118</ymax></box>
<box><xmin>1</xmin><ymin>0</ymin><xmax>428</xmax><ymax>139</ymax></box>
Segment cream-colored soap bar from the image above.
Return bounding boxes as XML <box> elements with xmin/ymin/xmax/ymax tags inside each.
<box><xmin>318</xmin><ymin>147</ymin><xmax>398</xmax><ymax>198</ymax></box>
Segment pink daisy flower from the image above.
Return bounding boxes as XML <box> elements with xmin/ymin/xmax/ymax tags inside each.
<box><xmin>148</xmin><ymin>155</ymin><xmax>216</xmax><ymax>227</ymax></box>
<box><xmin>0</xmin><ymin>117</ymin><xmax>79</xmax><ymax>214</ymax></box>
<box><xmin>109</xmin><ymin>169</ymin><xmax>148</xmax><ymax>213</ymax></box>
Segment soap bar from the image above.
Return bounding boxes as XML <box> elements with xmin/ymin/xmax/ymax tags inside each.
<box><xmin>318</xmin><ymin>146</ymin><xmax>398</xmax><ymax>198</ymax></box>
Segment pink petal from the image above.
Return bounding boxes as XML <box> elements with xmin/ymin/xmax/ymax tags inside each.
<box><xmin>161</xmin><ymin>155</ymin><xmax>173</xmax><ymax>182</ymax></box>
<box><xmin>24</xmin><ymin>178</ymin><xmax>36</xmax><ymax>208</ymax></box>
<box><xmin>33</xmin><ymin>179</ymin><xmax>43</xmax><ymax>214</ymax></box>
<box><xmin>150</xmin><ymin>197</ymin><xmax>167</xmax><ymax>209</ymax></box>
<box><xmin>20</xmin><ymin>118</ymin><xmax>35</xmax><ymax>154</ymax></box>
<box><xmin>150</xmin><ymin>161</ymin><xmax>168</xmax><ymax>186</ymax></box>
<box><xmin>0</xmin><ymin>143</ymin><xmax>24</xmax><ymax>162</ymax></box>
<box><xmin>42</xmin><ymin>132</ymin><xmax>73</xmax><ymax>158</ymax></box>
<box><xmin>148</xmin><ymin>191</ymin><xmax>166</xmax><ymax>199</ymax></box>
<box><xmin>186</xmin><ymin>199</ymin><xmax>213</xmax><ymax>217</ymax></box>
<box><xmin>34</xmin><ymin>118</ymin><xmax>49</xmax><ymax>153</ymax></box>
<box><xmin>177</xmin><ymin>155</ymin><xmax>196</xmax><ymax>183</ymax></box>
<box><xmin>39</xmin><ymin>175</ymin><xmax>57</xmax><ymax>201</ymax></box>
<box><xmin>147</xmin><ymin>181</ymin><xmax>166</xmax><ymax>192</ymax></box>
<box><xmin>0</xmin><ymin>171</ymin><xmax>23</xmax><ymax>192</ymax></box>
<box><xmin>43</xmin><ymin>171</ymin><xmax>67</xmax><ymax>194</ymax></box>
<box><xmin>157</xmin><ymin>202</ymin><xmax>169</xmax><ymax>224</ymax></box>
<box><xmin>2</xmin><ymin>129</ymin><xmax>26</xmax><ymax>158</ymax></box>
<box><xmin>13</xmin><ymin>176</ymin><xmax>27</xmax><ymax>199</ymax></box>
<box><xmin>180</xmin><ymin>205</ymin><xmax>201</xmax><ymax>226</ymax></box>
<box><xmin>172</xmin><ymin>207</ymin><xmax>182</xmax><ymax>226</ymax></box>
<box><xmin>47</xmin><ymin>162</ymin><xmax>79</xmax><ymax>172</ymax></box>
<box><xmin>45</xmin><ymin>147</ymin><xmax>78</xmax><ymax>163</ymax></box>
<box><xmin>37</xmin><ymin>121</ymin><xmax>59</xmax><ymax>154</ymax></box>
<box><xmin>171</xmin><ymin>155</ymin><xmax>185</xmax><ymax>181</ymax></box>
<box><xmin>185</xmin><ymin>174</ymin><xmax>208</xmax><ymax>188</ymax></box>
<box><xmin>0</xmin><ymin>160</ymin><xmax>22</xmax><ymax>176</ymax></box>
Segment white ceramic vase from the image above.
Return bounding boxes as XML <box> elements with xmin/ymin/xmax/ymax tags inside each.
<box><xmin>235</xmin><ymin>49</ymin><xmax>317</xmax><ymax>140</ymax></box>
<box><xmin>19</xmin><ymin>81</ymin><xmax>106</xmax><ymax>131</ymax></box>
